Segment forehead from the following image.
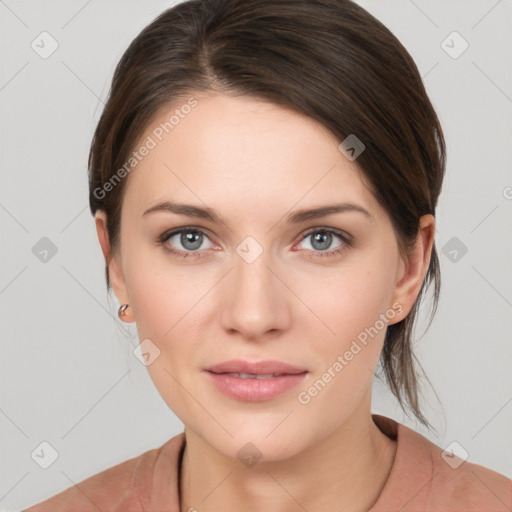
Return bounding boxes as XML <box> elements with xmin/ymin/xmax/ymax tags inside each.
<box><xmin>122</xmin><ymin>92</ymin><xmax>379</xmax><ymax>221</ymax></box>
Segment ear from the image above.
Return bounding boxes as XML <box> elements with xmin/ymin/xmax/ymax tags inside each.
<box><xmin>389</xmin><ymin>214</ymin><xmax>436</xmax><ymax>323</ymax></box>
<box><xmin>94</xmin><ymin>211</ymin><xmax>130</xmax><ymax>309</ymax></box>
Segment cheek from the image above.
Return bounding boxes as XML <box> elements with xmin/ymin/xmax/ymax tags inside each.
<box><xmin>302</xmin><ymin>253</ymin><xmax>397</xmax><ymax>343</ymax></box>
<box><xmin>125</xmin><ymin>264</ymin><xmax>171</xmax><ymax>339</ymax></box>
<box><xmin>292</xmin><ymin>269</ymin><xmax>395</xmax><ymax>438</ymax></box>
<box><xmin>127</xmin><ymin>268</ymin><xmax>200</xmax><ymax>341</ymax></box>
<box><xmin>297</xmin><ymin>251</ymin><xmax>398</xmax><ymax>394</ymax></box>
<box><xmin>121</xmin><ymin>236</ymin><xmax>205</xmax><ymax>337</ymax></box>
<box><xmin>122</xmin><ymin>259</ymin><xmax>206</xmax><ymax>416</ymax></box>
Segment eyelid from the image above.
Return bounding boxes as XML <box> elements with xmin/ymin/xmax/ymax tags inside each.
<box><xmin>157</xmin><ymin>225</ymin><xmax>353</xmax><ymax>258</ymax></box>
<box><xmin>158</xmin><ymin>226</ymin><xmax>219</xmax><ymax>248</ymax></box>
<box><xmin>297</xmin><ymin>226</ymin><xmax>352</xmax><ymax>243</ymax></box>
<box><xmin>292</xmin><ymin>227</ymin><xmax>352</xmax><ymax>256</ymax></box>
<box><xmin>159</xmin><ymin>225</ymin><xmax>350</xmax><ymax>244</ymax></box>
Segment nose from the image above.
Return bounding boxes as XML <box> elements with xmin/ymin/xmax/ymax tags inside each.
<box><xmin>219</xmin><ymin>248</ymin><xmax>291</xmax><ymax>341</ymax></box>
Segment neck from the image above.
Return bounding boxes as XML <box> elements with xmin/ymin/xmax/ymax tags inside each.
<box><xmin>179</xmin><ymin>394</ymin><xmax>396</xmax><ymax>512</ymax></box>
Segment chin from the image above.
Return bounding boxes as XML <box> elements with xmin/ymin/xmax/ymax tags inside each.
<box><xmin>198</xmin><ymin>422</ymin><xmax>313</xmax><ymax>466</ymax></box>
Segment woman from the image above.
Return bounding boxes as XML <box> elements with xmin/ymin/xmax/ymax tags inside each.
<box><xmin>24</xmin><ymin>0</ymin><xmax>512</xmax><ymax>510</ymax></box>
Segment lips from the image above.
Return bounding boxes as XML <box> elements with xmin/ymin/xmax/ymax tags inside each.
<box><xmin>222</xmin><ymin>373</ymin><xmax>280</xmax><ymax>380</ymax></box>
<box><xmin>204</xmin><ymin>360</ymin><xmax>309</xmax><ymax>401</ymax></box>
<box><xmin>205</xmin><ymin>359</ymin><xmax>308</xmax><ymax>376</ymax></box>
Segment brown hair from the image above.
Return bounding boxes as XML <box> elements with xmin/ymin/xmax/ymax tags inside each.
<box><xmin>88</xmin><ymin>0</ymin><xmax>446</xmax><ymax>427</ymax></box>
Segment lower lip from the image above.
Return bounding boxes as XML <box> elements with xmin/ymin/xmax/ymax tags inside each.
<box><xmin>205</xmin><ymin>371</ymin><xmax>308</xmax><ymax>401</ymax></box>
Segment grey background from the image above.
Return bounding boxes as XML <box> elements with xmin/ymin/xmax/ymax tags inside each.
<box><xmin>1</xmin><ymin>0</ymin><xmax>511</xmax><ymax>509</ymax></box>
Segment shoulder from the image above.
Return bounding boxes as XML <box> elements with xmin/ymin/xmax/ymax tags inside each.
<box><xmin>22</xmin><ymin>436</ymin><xmax>182</xmax><ymax>512</ymax></box>
<box><xmin>426</xmin><ymin>435</ymin><xmax>512</xmax><ymax>511</ymax></box>
<box><xmin>371</xmin><ymin>415</ymin><xmax>512</xmax><ymax>512</ymax></box>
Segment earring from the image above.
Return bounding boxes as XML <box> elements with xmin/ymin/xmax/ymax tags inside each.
<box><xmin>118</xmin><ymin>304</ymin><xmax>130</xmax><ymax>320</ymax></box>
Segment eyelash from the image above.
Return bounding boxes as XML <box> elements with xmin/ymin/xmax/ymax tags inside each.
<box><xmin>156</xmin><ymin>226</ymin><xmax>352</xmax><ymax>260</ymax></box>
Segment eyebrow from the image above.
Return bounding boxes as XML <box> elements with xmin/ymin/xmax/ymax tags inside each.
<box><xmin>142</xmin><ymin>201</ymin><xmax>373</xmax><ymax>223</ymax></box>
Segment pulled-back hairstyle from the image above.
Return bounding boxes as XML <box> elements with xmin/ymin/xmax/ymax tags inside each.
<box><xmin>88</xmin><ymin>0</ymin><xmax>446</xmax><ymax>426</ymax></box>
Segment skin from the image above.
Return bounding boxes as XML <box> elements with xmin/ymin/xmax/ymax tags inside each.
<box><xmin>95</xmin><ymin>91</ymin><xmax>435</xmax><ymax>512</ymax></box>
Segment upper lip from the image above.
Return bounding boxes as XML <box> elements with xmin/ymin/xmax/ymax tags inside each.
<box><xmin>205</xmin><ymin>359</ymin><xmax>308</xmax><ymax>375</ymax></box>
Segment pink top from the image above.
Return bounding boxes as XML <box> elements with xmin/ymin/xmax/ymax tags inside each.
<box><xmin>23</xmin><ymin>415</ymin><xmax>512</xmax><ymax>511</ymax></box>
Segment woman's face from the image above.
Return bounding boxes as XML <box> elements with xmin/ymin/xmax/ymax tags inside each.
<box><xmin>97</xmin><ymin>92</ymin><xmax>430</xmax><ymax>462</ymax></box>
